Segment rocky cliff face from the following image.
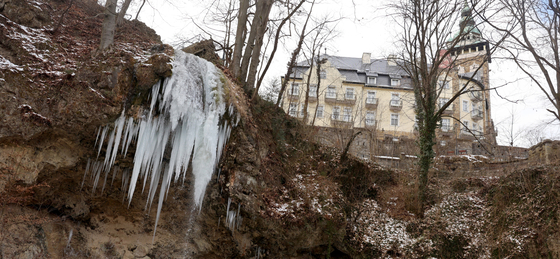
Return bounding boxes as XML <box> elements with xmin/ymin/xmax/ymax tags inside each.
<box><xmin>2</xmin><ymin>1</ymin><xmax>560</xmax><ymax>259</ymax></box>
<box><xmin>0</xmin><ymin>0</ymin><xmax>355</xmax><ymax>257</ymax></box>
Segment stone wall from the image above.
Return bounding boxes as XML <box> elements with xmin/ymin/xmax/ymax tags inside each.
<box><xmin>529</xmin><ymin>140</ymin><xmax>560</xmax><ymax>165</ymax></box>
<box><xmin>314</xmin><ymin>126</ymin><xmax>418</xmax><ymax>160</ymax></box>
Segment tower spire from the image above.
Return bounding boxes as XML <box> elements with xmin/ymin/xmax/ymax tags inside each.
<box><xmin>448</xmin><ymin>0</ymin><xmax>482</xmax><ymax>45</ymax></box>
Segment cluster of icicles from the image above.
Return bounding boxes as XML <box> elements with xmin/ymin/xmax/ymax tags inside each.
<box><xmin>83</xmin><ymin>51</ymin><xmax>238</xmax><ymax>236</ymax></box>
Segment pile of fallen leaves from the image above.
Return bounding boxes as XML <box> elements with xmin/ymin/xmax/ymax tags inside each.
<box><xmin>0</xmin><ymin>0</ymin><xmax>161</xmax><ymax>90</ymax></box>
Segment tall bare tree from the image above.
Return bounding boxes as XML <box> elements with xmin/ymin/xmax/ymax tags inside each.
<box><xmin>231</xmin><ymin>0</ymin><xmax>250</xmax><ymax>77</ymax></box>
<box><xmin>116</xmin><ymin>0</ymin><xmax>134</xmax><ymax>25</ymax></box>
<box><xmin>99</xmin><ymin>0</ymin><xmax>118</xmax><ymax>50</ymax></box>
<box><xmin>484</xmin><ymin>0</ymin><xmax>560</xmax><ymax>122</ymax></box>
<box><xmin>392</xmin><ymin>0</ymin><xmax>493</xmax><ymax>213</ymax></box>
<box><xmin>252</xmin><ymin>0</ymin><xmax>309</xmax><ymax>101</ymax></box>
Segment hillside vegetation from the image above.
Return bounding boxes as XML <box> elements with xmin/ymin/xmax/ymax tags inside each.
<box><xmin>0</xmin><ymin>0</ymin><xmax>559</xmax><ymax>258</ymax></box>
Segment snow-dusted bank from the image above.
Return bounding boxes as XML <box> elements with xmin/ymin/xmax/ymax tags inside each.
<box><xmin>85</xmin><ymin>51</ymin><xmax>238</xmax><ymax>236</ymax></box>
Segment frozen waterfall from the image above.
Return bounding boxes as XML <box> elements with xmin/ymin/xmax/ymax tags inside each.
<box><xmin>85</xmin><ymin>51</ymin><xmax>237</xmax><ymax>236</ymax></box>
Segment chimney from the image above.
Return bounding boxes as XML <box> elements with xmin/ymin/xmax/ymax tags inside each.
<box><xmin>362</xmin><ymin>52</ymin><xmax>371</xmax><ymax>64</ymax></box>
<box><xmin>387</xmin><ymin>54</ymin><xmax>397</xmax><ymax>66</ymax></box>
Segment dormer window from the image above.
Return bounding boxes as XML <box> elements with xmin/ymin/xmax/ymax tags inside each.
<box><xmin>391</xmin><ymin>79</ymin><xmax>401</xmax><ymax>86</ymax></box>
<box><xmin>367</xmin><ymin>77</ymin><xmax>376</xmax><ymax>85</ymax></box>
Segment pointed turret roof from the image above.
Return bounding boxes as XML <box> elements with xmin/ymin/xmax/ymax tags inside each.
<box><xmin>448</xmin><ymin>0</ymin><xmax>483</xmax><ymax>44</ymax></box>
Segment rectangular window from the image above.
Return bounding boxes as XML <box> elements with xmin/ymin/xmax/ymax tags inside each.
<box><xmin>326</xmin><ymin>86</ymin><xmax>336</xmax><ymax>98</ymax></box>
<box><xmin>463</xmin><ymin>100</ymin><xmax>468</xmax><ymax>111</ymax></box>
<box><xmin>345</xmin><ymin>88</ymin><xmax>355</xmax><ymax>100</ymax></box>
<box><xmin>366</xmin><ymin>112</ymin><xmax>376</xmax><ymax>126</ymax></box>
<box><xmin>309</xmin><ymin>84</ymin><xmax>317</xmax><ymax>97</ymax></box>
<box><xmin>390</xmin><ymin>93</ymin><xmax>401</xmax><ymax>107</ymax></box>
<box><xmin>367</xmin><ymin>77</ymin><xmax>377</xmax><ymax>85</ymax></box>
<box><xmin>439</xmin><ymin>98</ymin><xmax>449</xmax><ymax>109</ymax></box>
<box><xmin>289</xmin><ymin>103</ymin><xmax>297</xmax><ymax>116</ymax></box>
<box><xmin>366</xmin><ymin>91</ymin><xmax>376</xmax><ymax>104</ymax></box>
<box><xmin>390</xmin><ymin>114</ymin><xmax>399</xmax><ymax>126</ymax></box>
<box><xmin>300</xmin><ymin>105</ymin><xmax>306</xmax><ymax>117</ymax></box>
<box><xmin>473</xmin><ymin>122</ymin><xmax>478</xmax><ymax>133</ymax></box>
<box><xmin>332</xmin><ymin>106</ymin><xmax>340</xmax><ymax>120</ymax></box>
<box><xmin>439</xmin><ymin>80</ymin><xmax>450</xmax><ymax>89</ymax></box>
<box><xmin>391</xmin><ymin>79</ymin><xmax>401</xmax><ymax>86</ymax></box>
<box><xmin>290</xmin><ymin>83</ymin><xmax>299</xmax><ymax>95</ymax></box>
<box><xmin>462</xmin><ymin>121</ymin><xmax>469</xmax><ymax>131</ymax></box>
<box><xmin>316</xmin><ymin>106</ymin><xmax>324</xmax><ymax>118</ymax></box>
<box><xmin>343</xmin><ymin>107</ymin><xmax>352</xmax><ymax>122</ymax></box>
<box><xmin>320</xmin><ymin>70</ymin><xmax>327</xmax><ymax>79</ymax></box>
<box><xmin>442</xmin><ymin>118</ymin><xmax>451</xmax><ymax>132</ymax></box>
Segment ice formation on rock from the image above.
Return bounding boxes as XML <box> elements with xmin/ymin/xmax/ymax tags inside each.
<box><xmin>84</xmin><ymin>51</ymin><xmax>237</xmax><ymax>236</ymax></box>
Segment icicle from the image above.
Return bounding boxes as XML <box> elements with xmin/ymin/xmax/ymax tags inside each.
<box><xmin>81</xmin><ymin>159</ymin><xmax>91</xmax><ymax>190</ymax></box>
<box><xmin>88</xmin><ymin>51</ymin><xmax>236</xmax><ymax>237</ymax></box>
<box><xmin>100</xmin><ymin>167</ymin><xmax>109</xmax><ymax>194</ymax></box>
<box><xmin>97</xmin><ymin>127</ymin><xmax>108</xmax><ymax>158</ymax></box>
<box><xmin>110</xmin><ymin>167</ymin><xmax>118</xmax><ymax>186</ymax></box>
<box><xmin>224</xmin><ymin>198</ymin><xmax>242</xmax><ymax>231</ymax></box>
<box><xmin>66</xmin><ymin>229</ymin><xmax>73</xmax><ymax>248</ymax></box>
<box><xmin>94</xmin><ymin>127</ymin><xmax>101</xmax><ymax>147</ymax></box>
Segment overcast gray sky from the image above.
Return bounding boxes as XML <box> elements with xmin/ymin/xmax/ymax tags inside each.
<box><xmin>132</xmin><ymin>0</ymin><xmax>559</xmax><ymax>147</ymax></box>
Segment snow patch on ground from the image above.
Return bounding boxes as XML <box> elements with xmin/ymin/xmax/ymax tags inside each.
<box><xmin>350</xmin><ymin>199</ymin><xmax>432</xmax><ymax>257</ymax></box>
<box><xmin>264</xmin><ymin>172</ymin><xmax>343</xmax><ymax>220</ymax></box>
<box><xmin>0</xmin><ymin>55</ymin><xmax>23</xmax><ymax>72</ymax></box>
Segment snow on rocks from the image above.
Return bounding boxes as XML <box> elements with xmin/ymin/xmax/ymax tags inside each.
<box><xmin>423</xmin><ymin>192</ymin><xmax>490</xmax><ymax>258</ymax></box>
<box><xmin>263</xmin><ymin>172</ymin><xmax>343</xmax><ymax>221</ymax></box>
<box><xmin>0</xmin><ymin>55</ymin><xmax>23</xmax><ymax>72</ymax></box>
<box><xmin>350</xmin><ymin>199</ymin><xmax>431</xmax><ymax>257</ymax></box>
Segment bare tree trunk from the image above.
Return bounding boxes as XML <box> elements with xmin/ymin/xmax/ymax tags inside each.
<box><xmin>231</xmin><ymin>0</ymin><xmax>250</xmax><ymax>78</ymax></box>
<box><xmin>134</xmin><ymin>0</ymin><xmax>147</xmax><ymax>20</ymax></box>
<box><xmin>99</xmin><ymin>0</ymin><xmax>118</xmax><ymax>51</ymax></box>
<box><xmin>252</xmin><ymin>0</ymin><xmax>309</xmax><ymax>100</ymax></box>
<box><xmin>222</xmin><ymin>0</ymin><xmax>235</xmax><ymax>67</ymax></box>
<box><xmin>116</xmin><ymin>0</ymin><xmax>133</xmax><ymax>26</ymax></box>
<box><xmin>245</xmin><ymin>0</ymin><xmax>274</xmax><ymax>90</ymax></box>
<box><xmin>302</xmin><ymin>49</ymin><xmax>317</xmax><ymax>124</ymax></box>
<box><xmin>276</xmin><ymin>9</ymin><xmax>312</xmax><ymax>106</ymax></box>
<box><xmin>341</xmin><ymin>131</ymin><xmax>362</xmax><ymax>161</ymax></box>
<box><xmin>53</xmin><ymin>0</ymin><xmax>75</xmax><ymax>34</ymax></box>
<box><xmin>239</xmin><ymin>2</ymin><xmax>260</xmax><ymax>83</ymax></box>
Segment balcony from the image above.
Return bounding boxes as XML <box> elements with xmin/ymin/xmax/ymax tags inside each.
<box><xmin>365</xmin><ymin>119</ymin><xmax>376</xmax><ymax>128</ymax></box>
<box><xmin>471</xmin><ymin>109</ymin><xmax>483</xmax><ymax>120</ymax></box>
<box><xmin>287</xmin><ymin>90</ymin><xmax>300</xmax><ymax>101</ymax></box>
<box><xmin>365</xmin><ymin>97</ymin><xmax>378</xmax><ymax>109</ymax></box>
<box><xmin>389</xmin><ymin>99</ymin><xmax>403</xmax><ymax>111</ymax></box>
<box><xmin>324</xmin><ymin>93</ymin><xmax>356</xmax><ymax>105</ymax></box>
<box><xmin>440</xmin><ymin>104</ymin><xmax>454</xmax><ymax>115</ymax></box>
<box><xmin>324</xmin><ymin>93</ymin><xmax>337</xmax><ymax>104</ymax></box>
<box><xmin>459</xmin><ymin>129</ymin><xmax>476</xmax><ymax>140</ymax></box>
<box><xmin>469</xmin><ymin>91</ymin><xmax>483</xmax><ymax>102</ymax></box>
<box><xmin>440</xmin><ymin>126</ymin><xmax>454</xmax><ymax>137</ymax></box>
<box><xmin>343</xmin><ymin>93</ymin><xmax>357</xmax><ymax>105</ymax></box>
<box><xmin>307</xmin><ymin>94</ymin><xmax>317</xmax><ymax>103</ymax></box>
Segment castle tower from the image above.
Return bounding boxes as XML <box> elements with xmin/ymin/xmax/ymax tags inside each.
<box><xmin>447</xmin><ymin>0</ymin><xmax>497</xmax><ymax>152</ymax></box>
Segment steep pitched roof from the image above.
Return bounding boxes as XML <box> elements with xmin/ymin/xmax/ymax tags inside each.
<box><xmin>296</xmin><ymin>54</ymin><xmax>408</xmax><ymax>76</ymax></box>
<box><xmin>290</xmin><ymin>54</ymin><xmax>410</xmax><ymax>88</ymax></box>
